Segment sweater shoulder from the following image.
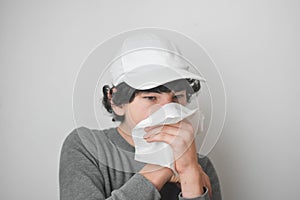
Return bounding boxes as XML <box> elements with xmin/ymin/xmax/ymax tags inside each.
<box><xmin>62</xmin><ymin>126</ymin><xmax>104</xmax><ymax>144</ymax></box>
<box><xmin>197</xmin><ymin>154</ymin><xmax>222</xmax><ymax>199</ymax></box>
<box><xmin>61</xmin><ymin>126</ymin><xmax>114</xmax><ymax>159</ymax></box>
<box><xmin>197</xmin><ymin>154</ymin><xmax>210</xmax><ymax>167</ymax></box>
<box><xmin>197</xmin><ymin>154</ymin><xmax>216</xmax><ymax>174</ymax></box>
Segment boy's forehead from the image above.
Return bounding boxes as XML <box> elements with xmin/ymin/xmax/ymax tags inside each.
<box><xmin>139</xmin><ymin>90</ymin><xmax>186</xmax><ymax>94</ymax></box>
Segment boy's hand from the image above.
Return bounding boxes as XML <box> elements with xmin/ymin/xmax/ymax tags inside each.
<box><xmin>144</xmin><ymin>121</ymin><xmax>212</xmax><ymax>198</ymax></box>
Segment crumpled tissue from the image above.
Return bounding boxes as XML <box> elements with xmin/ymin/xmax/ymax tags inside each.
<box><xmin>132</xmin><ymin>103</ymin><xmax>199</xmax><ymax>173</ymax></box>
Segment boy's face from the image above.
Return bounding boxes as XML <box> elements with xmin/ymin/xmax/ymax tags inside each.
<box><xmin>121</xmin><ymin>90</ymin><xmax>187</xmax><ymax>129</ymax></box>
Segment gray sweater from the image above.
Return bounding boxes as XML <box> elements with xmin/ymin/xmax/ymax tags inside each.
<box><xmin>59</xmin><ymin>127</ymin><xmax>222</xmax><ymax>200</ymax></box>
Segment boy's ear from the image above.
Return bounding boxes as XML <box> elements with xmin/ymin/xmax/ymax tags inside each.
<box><xmin>111</xmin><ymin>103</ymin><xmax>125</xmax><ymax>116</ymax></box>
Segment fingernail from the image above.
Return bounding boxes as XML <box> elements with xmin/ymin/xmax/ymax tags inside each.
<box><xmin>144</xmin><ymin>127</ymin><xmax>151</xmax><ymax>132</ymax></box>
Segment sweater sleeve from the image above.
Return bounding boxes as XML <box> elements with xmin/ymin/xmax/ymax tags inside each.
<box><xmin>200</xmin><ymin>156</ymin><xmax>222</xmax><ymax>200</ymax></box>
<box><xmin>59</xmin><ymin>129</ymin><xmax>161</xmax><ymax>200</ymax></box>
<box><xmin>178</xmin><ymin>187</ymin><xmax>210</xmax><ymax>200</ymax></box>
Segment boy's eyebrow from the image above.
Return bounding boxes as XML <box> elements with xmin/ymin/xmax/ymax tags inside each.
<box><xmin>139</xmin><ymin>90</ymin><xmax>186</xmax><ymax>95</ymax></box>
<box><xmin>139</xmin><ymin>91</ymin><xmax>162</xmax><ymax>94</ymax></box>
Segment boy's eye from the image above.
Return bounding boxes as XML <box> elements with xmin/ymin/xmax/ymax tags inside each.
<box><xmin>173</xmin><ymin>94</ymin><xmax>184</xmax><ymax>100</ymax></box>
<box><xmin>143</xmin><ymin>96</ymin><xmax>157</xmax><ymax>101</ymax></box>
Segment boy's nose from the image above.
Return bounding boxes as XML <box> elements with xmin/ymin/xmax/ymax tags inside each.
<box><xmin>147</xmin><ymin>93</ymin><xmax>175</xmax><ymax>116</ymax></box>
<box><xmin>158</xmin><ymin>93</ymin><xmax>174</xmax><ymax>106</ymax></box>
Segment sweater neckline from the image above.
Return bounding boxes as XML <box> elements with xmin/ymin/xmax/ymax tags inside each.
<box><xmin>107</xmin><ymin>127</ymin><xmax>136</xmax><ymax>153</ymax></box>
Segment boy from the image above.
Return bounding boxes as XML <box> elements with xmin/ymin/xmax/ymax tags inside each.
<box><xmin>59</xmin><ymin>33</ymin><xmax>221</xmax><ymax>200</ymax></box>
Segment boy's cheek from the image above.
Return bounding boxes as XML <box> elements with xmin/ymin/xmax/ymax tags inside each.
<box><xmin>147</xmin><ymin>104</ymin><xmax>163</xmax><ymax>116</ymax></box>
<box><xmin>125</xmin><ymin>111</ymin><xmax>149</xmax><ymax>126</ymax></box>
<box><xmin>134</xmin><ymin>104</ymin><xmax>163</xmax><ymax>124</ymax></box>
<box><xmin>126</xmin><ymin>104</ymin><xmax>163</xmax><ymax>126</ymax></box>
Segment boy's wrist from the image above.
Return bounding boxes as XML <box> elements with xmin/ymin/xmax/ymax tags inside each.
<box><xmin>139</xmin><ymin>164</ymin><xmax>173</xmax><ymax>191</ymax></box>
<box><xmin>179</xmin><ymin>165</ymin><xmax>205</xmax><ymax>198</ymax></box>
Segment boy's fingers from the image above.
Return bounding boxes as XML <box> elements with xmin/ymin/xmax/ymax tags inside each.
<box><xmin>144</xmin><ymin>125</ymin><xmax>194</xmax><ymax>144</ymax></box>
<box><xmin>144</xmin><ymin>120</ymin><xmax>191</xmax><ymax>131</ymax></box>
<box><xmin>144</xmin><ymin>125</ymin><xmax>162</xmax><ymax>132</ymax></box>
<box><xmin>204</xmin><ymin>174</ymin><xmax>213</xmax><ymax>198</ymax></box>
<box><xmin>144</xmin><ymin>132</ymin><xmax>175</xmax><ymax>145</ymax></box>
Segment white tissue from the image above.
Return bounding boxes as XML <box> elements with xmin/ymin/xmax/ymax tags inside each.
<box><xmin>132</xmin><ymin>103</ymin><xmax>198</xmax><ymax>172</ymax></box>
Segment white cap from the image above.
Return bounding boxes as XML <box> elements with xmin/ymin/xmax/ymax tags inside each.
<box><xmin>110</xmin><ymin>33</ymin><xmax>206</xmax><ymax>90</ymax></box>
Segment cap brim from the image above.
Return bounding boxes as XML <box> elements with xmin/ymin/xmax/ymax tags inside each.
<box><xmin>123</xmin><ymin>65</ymin><xmax>206</xmax><ymax>90</ymax></box>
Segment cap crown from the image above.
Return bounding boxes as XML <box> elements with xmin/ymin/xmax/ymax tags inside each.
<box><xmin>110</xmin><ymin>33</ymin><xmax>189</xmax><ymax>86</ymax></box>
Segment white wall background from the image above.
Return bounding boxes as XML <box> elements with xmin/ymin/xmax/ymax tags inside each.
<box><xmin>1</xmin><ymin>1</ymin><xmax>299</xmax><ymax>200</ymax></box>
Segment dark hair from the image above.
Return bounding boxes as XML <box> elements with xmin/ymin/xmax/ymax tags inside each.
<box><xmin>102</xmin><ymin>79</ymin><xmax>201</xmax><ymax>121</ymax></box>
